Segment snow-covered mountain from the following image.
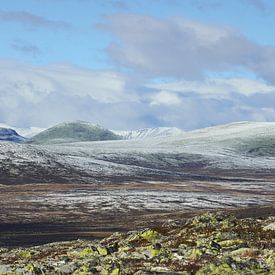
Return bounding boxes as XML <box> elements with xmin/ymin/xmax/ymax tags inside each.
<box><xmin>1</xmin><ymin>121</ymin><xmax>275</xmax><ymax>184</ymax></box>
<box><xmin>0</xmin><ymin>123</ymin><xmax>45</xmax><ymax>138</ymax></box>
<box><xmin>113</xmin><ymin>127</ymin><xmax>184</xmax><ymax>140</ymax></box>
<box><xmin>0</xmin><ymin>127</ymin><xmax>26</xmax><ymax>143</ymax></box>
<box><xmin>167</xmin><ymin>121</ymin><xmax>275</xmax><ymax>157</ymax></box>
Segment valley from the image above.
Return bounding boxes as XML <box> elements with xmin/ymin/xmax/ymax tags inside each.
<box><xmin>0</xmin><ymin>121</ymin><xmax>275</xmax><ymax>247</ymax></box>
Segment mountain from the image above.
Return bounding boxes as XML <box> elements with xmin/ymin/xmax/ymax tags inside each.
<box><xmin>113</xmin><ymin>127</ymin><xmax>184</xmax><ymax>139</ymax></box>
<box><xmin>0</xmin><ymin>123</ymin><xmax>45</xmax><ymax>138</ymax></box>
<box><xmin>29</xmin><ymin>121</ymin><xmax>122</xmax><ymax>144</ymax></box>
<box><xmin>2</xmin><ymin>121</ymin><xmax>275</xmax><ymax>183</ymax></box>
<box><xmin>0</xmin><ymin>121</ymin><xmax>274</xmax><ymax>218</ymax></box>
<box><xmin>0</xmin><ymin>127</ymin><xmax>26</xmax><ymax>143</ymax></box>
<box><xmin>169</xmin><ymin>121</ymin><xmax>275</xmax><ymax>157</ymax></box>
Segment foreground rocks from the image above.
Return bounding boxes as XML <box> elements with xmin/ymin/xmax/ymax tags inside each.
<box><xmin>0</xmin><ymin>211</ymin><xmax>274</xmax><ymax>274</ymax></box>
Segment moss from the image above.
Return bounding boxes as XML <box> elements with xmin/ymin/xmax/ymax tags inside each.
<box><xmin>110</xmin><ymin>267</ymin><xmax>120</xmax><ymax>275</ymax></box>
<box><xmin>24</xmin><ymin>263</ymin><xmax>41</xmax><ymax>274</ymax></box>
<box><xmin>218</xmin><ymin>239</ymin><xmax>246</xmax><ymax>248</ymax></box>
<box><xmin>188</xmin><ymin>248</ymin><xmax>203</xmax><ymax>261</ymax></box>
<box><xmin>266</xmin><ymin>252</ymin><xmax>275</xmax><ymax>269</ymax></box>
<box><xmin>197</xmin><ymin>263</ymin><xmax>236</xmax><ymax>275</ymax></box>
<box><xmin>72</xmin><ymin>265</ymin><xmax>91</xmax><ymax>275</ymax></box>
<box><xmin>16</xmin><ymin>250</ymin><xmax>32</xmax><ymax>258</ymax></box>
<box><xmin>139</xmin><ymin>245</ymin><xmax>161</xmax><ymax>258</ymax></box>
<box><xmin>97</xmin><ymin>246</ymin><xmax>108</xmax><ymax>256</ymax></box>
<box><xmin>79</xmin><ymin>247</ymin><xmax>95</xmax><ymax>257</ymax></box>
<box><xmin>140</xmin><ymin>229</ymin><xmax>160</xmax><ymax>242</ymax></box>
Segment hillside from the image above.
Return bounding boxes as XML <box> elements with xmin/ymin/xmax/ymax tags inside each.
<box><xmin>166</xmin><ymin>121</ymin><xmax>275</xmax><ymax>157</ymax></box>
<box><xmin>29</xmin><ymin>121</ymin><xmax>122</xmax><ymax>144</ymax></box>
<box><xmin>0</xmin><ymin>123</ymin><xmax>44</xmax><ymax>138</ymax></box>
<box><xmin>0</xmin><ymin>128</ymin><xmax>26</xmax><ymax>143</ymax></box>
<box><xmin>2</xmin><ymin>121</ymin><xmax>275</xmax><ymax>184</ymax></box>
<box><xmin>113</xmin><ymin>127</ymin><xmax>184</xmax><ymax>139</ymax></box>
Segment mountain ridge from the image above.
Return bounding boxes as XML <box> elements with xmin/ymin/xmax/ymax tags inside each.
<box><xmin>112</xmin><ymin>126</ymin><xmax>184</xmax><ymax>139</ymax></box>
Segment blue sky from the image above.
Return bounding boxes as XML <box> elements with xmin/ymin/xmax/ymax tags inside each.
<box><xmin>1</xmin><ymin>0</ymin><xmax>275</xmax><ymax>129</ymax></box>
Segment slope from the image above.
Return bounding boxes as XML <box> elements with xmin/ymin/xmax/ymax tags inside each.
<box><xmin>30</xmin><ymin>121</ymin><xmax>122</xmax><ymax>144</ymax></box>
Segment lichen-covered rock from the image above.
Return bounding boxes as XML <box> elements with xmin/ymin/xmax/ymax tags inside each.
<box><xmin>264</xmin><ymin>222</ymin><xmax>275</xmax><ymax>231</ymax></box>
<box><xmin>0</xmin><ymin>211</ymin><xmax>274</xmax><ymax>274</ymax></box>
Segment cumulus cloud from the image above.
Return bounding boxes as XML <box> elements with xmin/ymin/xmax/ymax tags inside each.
<box><xmin>101</xmin><ymin>13</ymin><xmax>275</xmax><ymax>83</ymax></box>
<box><xmin>0</xmin><ymin>60</ymin><xmax>139</xmax><ymax>128</ymax></box>
<box><xmin>0</xmin><ymin>10</ymin><xmax>72</xmax><ymax>30</ymax></box>
<box><xmin>1</xmin><ymin>59</ymin><xmax>275</xmax><ymax>130</ymax></box>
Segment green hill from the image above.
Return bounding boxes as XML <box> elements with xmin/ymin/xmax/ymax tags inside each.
<box><xmin>30</xmin><ymin>121</ymin><xmax>122</xmax><ymax>144</ymax></box>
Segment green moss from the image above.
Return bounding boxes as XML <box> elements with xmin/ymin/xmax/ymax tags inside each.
<box><xmin>188</xmin><ymin>248</ymin><xmax>203</xmax><ymax>260</ymax></box>
<box><xmin>266</xmin><ymin>252</ymin><xmax>275</xmax><ymax>269</ymax></box>
<box><xmin>72</xmin><ymin>265</ymin><xmax>91</xmax><ymax>275</ymax></box>
<box><xmin>139</xmin><ymin>245</ymin><xmax>161</xmax><ymax>257</ymax></box>
<box><xmin>97</xmin><ymin>246</ymin><xmax>108</xmax><ymax>256</ymax></box>
<box><xmin>16</xmin><ymin>250</ymin><xmax>32</xmax><ymax>258</ymax></box>
<box><xmin>140</xmin><ymin>229</ymin><xmax>160</xmax><ymax>242</ymax></box>
<box><xmin>79</xmin><ymin>247</ymin><xmax>95</xmax><ymax>257</ymax></box>
<box><xmin>110</xmin><ymin>268</ymin><xmax>120</xmax><ymax>275</ymax></box>
<box><xmin>197</xmin><ymin>263</ymin><xmax>236</xmax><ymax>275</ymax></box>
<box><xmin>25</xmin><ymin>263</ymin><xmax>41</xmax><ymax>273</ymax></box>
<box><xmin>218</xmin><ymin>239</ymin><xmax>246</xmax><ymax>248</ymax></box>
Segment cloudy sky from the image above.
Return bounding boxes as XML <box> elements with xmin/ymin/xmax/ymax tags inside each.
<box><xmin>1</xmin><ymin>0</ymin><xmax>275</xmax><ymax>130</ymax></box>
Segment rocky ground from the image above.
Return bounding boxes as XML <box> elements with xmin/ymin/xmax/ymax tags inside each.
<box><xmin>0</xmin><ymin>210</ymin><xmax>274</xmax><ymax>274</ymax></box>
<box><xmin>0</xmin><ymin>182</ymin><xmax>274</xmax><ymax>248</ymax></box>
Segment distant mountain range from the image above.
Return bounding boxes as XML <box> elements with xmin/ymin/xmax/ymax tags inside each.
<box><xmin>0</xmin><ymin>121</ymin><xmax>184</xmax><ymax>144</ymax></box>
<box><xmin>2</xmin><ymin>120</ymin><xmax>275</xmax><ymax>156</ymax></box>
<box><xmin>1</xmin><ymin>121</ymin><xmax>275</xmax><ymax>186</ymax></box>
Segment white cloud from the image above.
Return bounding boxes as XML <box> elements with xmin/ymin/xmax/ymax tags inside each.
<box><xmin>150</xmin><ymin>77</ymin><xmax>275</xmax><ymax>99</ymax></box>
<box><xmin>0</xmin><ymin>60</ymin><xmax>130</xmax><ymax>104</ymax></box>
<box><xmin>1</xmin><ymin>59</ymin><xmax>275</xmax><ymax>130</ymax></box>
<box><xmin>0</xmin><ymin>60</ymin><xmax>139</xmax><ymax>128</ymax></box>
<box><xmin>102</xmin><ymin>13</ymin><xmax>275</xmax><ymax>83</ymax></box>
<box><xmin>150</xmin><ymin>90</ymin><xmax>181</xmax><ymax>106</ymax></box>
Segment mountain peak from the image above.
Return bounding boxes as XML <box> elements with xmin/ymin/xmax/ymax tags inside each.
<box><xmin>30</xmin><ymin>121</ymin><xmax>122</xmax><ymax>144</ymax></box>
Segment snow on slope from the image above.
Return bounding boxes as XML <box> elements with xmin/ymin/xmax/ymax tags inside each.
<box><xmin>113</xmin><ymin>127</ymin><xmax>184</xmax><ymax>139</ymax></box>
<box><xmin>163</xmin><ymin>121</ymin><xmax>275</xmax><ymax>155</ymax></box>
<box><xmin>1</xmin><ymin>121</ymin><xmax>275</xmax><ymax>184</ymax></box>
<box><xmin>0</xmin><ymin>123</ymin><xmax>45</xmax><ymax>138</ymax></box>
<box><xmin>0</xmin><ymin>128</ymin><xmax>26</xmax><ymax>143</ymax></box>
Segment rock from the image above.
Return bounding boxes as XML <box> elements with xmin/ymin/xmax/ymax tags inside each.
<box><xmin>58</xmin><ymin>263</ymin><xmax>78</xmax><ymax>274</ymax></box>
<box><xmin>0</xmin><ymin>265</ymin><xmax>12</xmax><ymax>273</ymax></box>
<box><xmin>0</xmin><ymin>212</ymin><xmax>274</xmax><ymax>274</ymax></box>
<box><xmin>230</xmin><ymin>248</ymin><xmax>259</xmax><ymax>258</ymax></box>
<box><xmin>263</xmin><ymin>222</ymin><xmax>275</xmax><ymax>231</ymax></box>
<box><xmin>218</xmin><ymin>239</ymin><xmax>247</xmax><ymax>250</ymax></box>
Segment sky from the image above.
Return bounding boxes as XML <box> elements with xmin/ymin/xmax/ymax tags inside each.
<box><xmin>1</xmin><ymin>0</ymin><xmax>275</xmax><ymax>130</ymax></box>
